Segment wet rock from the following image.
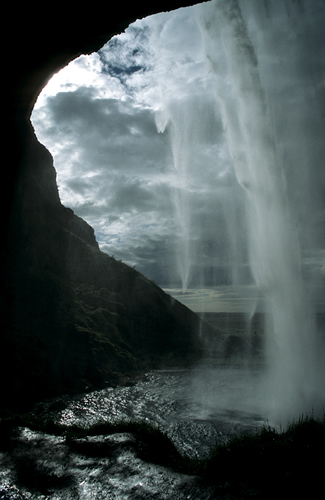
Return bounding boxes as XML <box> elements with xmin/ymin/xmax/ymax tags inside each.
<box><xmin>0</xmin><ymin>428</ymin><xmax>213</xmax><ymax>499</ymax></box>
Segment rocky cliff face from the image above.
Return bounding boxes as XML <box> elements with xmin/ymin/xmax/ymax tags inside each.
<box><xmin>3</xmin><ymin>121</ymin><xmax>207</xmax><ymax>407</ymax></box>
<box><xmin>2</xmin><ymin>1</ymin><xmax>205</xmax><ymax>408</ymax></box>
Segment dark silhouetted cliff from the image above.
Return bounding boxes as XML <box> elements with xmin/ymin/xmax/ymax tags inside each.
<box><xmin>2</xmin><ymin>1</ymin><xmax>207</xmax><ymax>408</ymax></box>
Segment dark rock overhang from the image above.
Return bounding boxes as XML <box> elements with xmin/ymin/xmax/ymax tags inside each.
<box><xmin>7</xmin><ymin>2</ymin><xmax>202</xmax><ymax>121</ymax></box>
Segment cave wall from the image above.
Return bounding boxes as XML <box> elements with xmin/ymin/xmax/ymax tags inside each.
<box><xmin>2</xmin><ymin>1</ymin><xmax>206</xmax><ymax>408</ymax></box>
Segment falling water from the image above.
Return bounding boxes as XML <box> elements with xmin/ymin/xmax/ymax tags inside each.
<box><xmin>197</xmin><ymin>0</ymin><xmax>325</xmax><ymax>422</ymax></box>
<box><xmin>154</xmin><ymin>14</ymin><xmax>246</xmax><ymax>295</ymax></box>
<box><xmin>156</xmin><ymin>100</ymin><xmax>196</xmax><ymax>292</ymax></box>
<box><xmin>156</xmin><ymin>0</ymin><xmax>325</xmax><ymax>423</ymax></box>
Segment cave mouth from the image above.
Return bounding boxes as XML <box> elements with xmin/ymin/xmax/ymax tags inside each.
<box><xmin>32</xmin><ymin>1</ymin><xmax>325</xmax><ymax>319</ymax></box>
<box><xmin>31</xmin><ymin>4</ymin><xmax>251</xmax><ymax>314</ymax></box>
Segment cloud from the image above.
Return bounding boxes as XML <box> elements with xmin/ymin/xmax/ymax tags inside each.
<box><xmin>41</xmin><ymin>88</ymin><xmax>168</xmax><ymax>175</ymax></box>
<box><xmin>31</xmin><ymin>1</ymin><xmax>325</xmax><ymax>311</ymax></box>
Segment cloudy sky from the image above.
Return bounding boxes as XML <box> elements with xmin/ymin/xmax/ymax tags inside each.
<box><xmin>32</xmin><ymin>0</ymin><xmax>325</xmax><ymax>312</ymax></box>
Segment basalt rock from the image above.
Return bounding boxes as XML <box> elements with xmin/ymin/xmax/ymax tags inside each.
<box><xmin>2</xmin><ymin>1</ymin><xmax>205</xmax><ymax>408</ymax></box>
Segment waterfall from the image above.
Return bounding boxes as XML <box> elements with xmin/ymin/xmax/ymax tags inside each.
<box><xmin>153</xmin><ymin>0</ymin><xmax>325</xmax><ymax>422</ymax></box>
<box><xmin>157</xmin><ymin>99</ymin><xmax>197</xmax><ymax>292</ymax></box>
<box><xmin>196</xmin><ymin>0</ymin><xmax>325</xmax><ymax>422</ymax></box>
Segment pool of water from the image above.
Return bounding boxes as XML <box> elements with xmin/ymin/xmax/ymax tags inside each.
<box><xmin>36</xmin><ymin>366</ymin><xmax>268</xmax><ymax>458</ymax></box>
